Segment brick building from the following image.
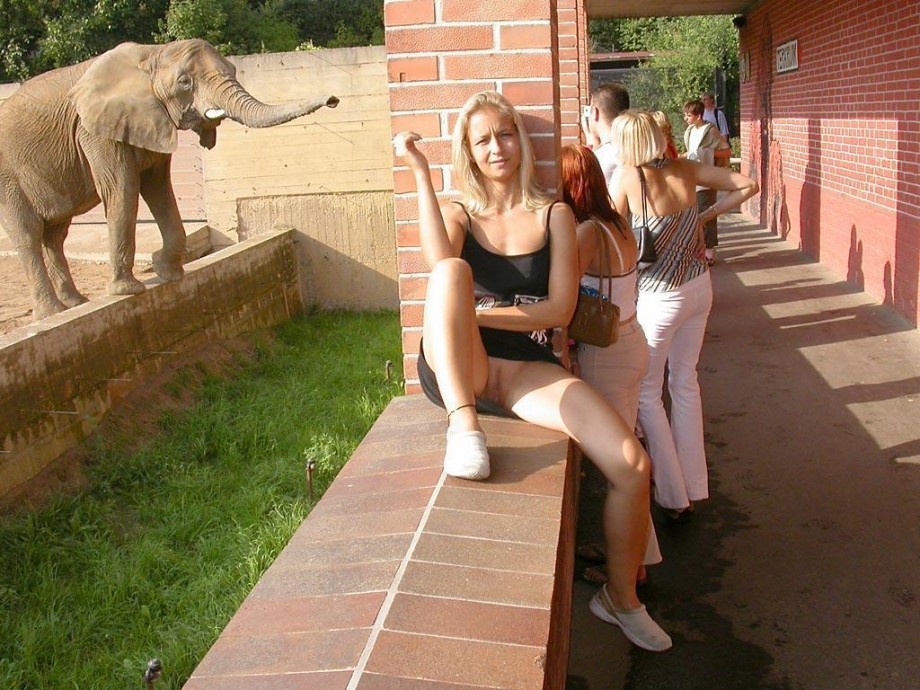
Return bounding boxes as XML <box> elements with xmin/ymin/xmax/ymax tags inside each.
<box><xmin>384</xmin><ymin>0</ymin><xmax>920</xmax><ymax>390</ymax></box>
<box><xmin>739</xmin><ymin>0</ymin><xmax>920</xmax><ymax>325</ymax></box>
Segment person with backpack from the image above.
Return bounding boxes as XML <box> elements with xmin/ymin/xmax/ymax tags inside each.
<box><xmin>701</xmin><ymin>92</ymin><xmax>730</xmax><ymax>145</ymax></box>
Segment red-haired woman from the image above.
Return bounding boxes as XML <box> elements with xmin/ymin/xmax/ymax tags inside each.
<box><xmin>560</xmin><ymin>143</ymin><xmax>661</xmax><ymax>588</ymax></box>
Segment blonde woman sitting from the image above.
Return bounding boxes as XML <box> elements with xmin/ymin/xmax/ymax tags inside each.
<box><xmin>393</xmin><ymin>92</ymin><xmax>671</xmax><ymax>651</ymax></box>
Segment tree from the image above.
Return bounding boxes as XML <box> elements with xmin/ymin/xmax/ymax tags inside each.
<box><xmin>276</xmin><ymin>0</ymin><xmax>383</xmax><ymax>48</ymax></box>
<box><xmin>0</xmin><ymin>0</ymin><xmax>46</xmax><ymax>81</ymax></box>
<box><xmin>0</xmin><ymin>0</ymin><xmax>168</xmax><ymax>81</ymax></box>
<box><xmin>40</xmin><ymin>0</ymin><xmax>170</xmax><ymax>71</ymax></box>
<box><xmin>0</xmin><ymin>0</ymin><xmax>380</xmax><ymax>82</ymax></box>
<box><xmin>588</xmin><ymin>17</ymin><xmax>661</xmax><ymax>53</ymax></box>
<box><xmin>588</xmin><ymin>16</ymin><xmax>740</xmax><ymax>144</ymax></box>
<box><xmin>158</xmin><ymin>0</ymin><xmax>290</xmax><ymax>54</ymax></box>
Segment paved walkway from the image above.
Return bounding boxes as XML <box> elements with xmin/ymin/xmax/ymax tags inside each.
<box><xmin>566</xmin><ymin>213</ymin><xmax>920</xmax><ymax>690</ymax></box>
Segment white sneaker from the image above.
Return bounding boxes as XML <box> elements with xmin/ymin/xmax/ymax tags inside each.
<box><xmin>443</xmin><ymin>430</ymin><xmax>491</xmax><ymax>480</ymax></box>
<box><xmin>589</xmin><ymin>586</ymin><xmax>672</xmax><ymax>651</ymax></box>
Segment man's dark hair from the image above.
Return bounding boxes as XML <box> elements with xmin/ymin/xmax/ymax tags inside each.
<box><xmin>683</xmin><ymin>99</ymin><xmax>704</xmax><ymax>117</ymax></box>
<box><xmin>591</xmin><ymin>83</ymin><xmax>630</xmax><ymax>122</ymax></box>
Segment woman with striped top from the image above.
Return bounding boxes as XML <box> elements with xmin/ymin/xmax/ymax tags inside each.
<box><xmin>608</xmin><ymin>111</ymin><xmax>758</xmax><ymax>520</ymax></box>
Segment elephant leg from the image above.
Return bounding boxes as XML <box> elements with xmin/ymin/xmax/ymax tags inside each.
<box><xmin>42</xmin><ymin>220</ymin><xmax>88</xmax><ymax>308</ymax></box>
<box><xmin>141</xmin><ymin>164</ymin><xmax>185</xmax><ymax>282</ymax></box>
<box><xmin>100</xmin><ymin>175</ymin><xmax>146</xmax><ymax>296</ymax></box>
<box><xmin>83</xmin><ymin>142</ymin><xmax>147</xmax><ymax>296</ymax></box>
<box><xmin>0</xmin><ymin>200</ymin><xmax>67</xmax><ymax>319</ymax></box>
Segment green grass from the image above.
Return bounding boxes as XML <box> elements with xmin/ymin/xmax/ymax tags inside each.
<box><xmin>0</xmin><ymin>310</ymin><xmax>403</xmax><ymax>690</ymax></box>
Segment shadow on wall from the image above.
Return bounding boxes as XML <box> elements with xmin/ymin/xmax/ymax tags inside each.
<box><xmin>895</xmin><ymin>118</ymin><xmax>920</xmax><ymax>322</ymax></box>
<box><xmin>847</xmin><ymin>225</ymin><xmax>864</xmax><ymax>290</ymax></box>
<box><xmin>799</xmin><ymin>117</ymin><xmax>822</xmax><ymax>256</ymax></box>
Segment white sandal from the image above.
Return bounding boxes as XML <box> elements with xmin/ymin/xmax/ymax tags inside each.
<box><xmin>443</xmin><ymin>430</ymin><xmax>490</xmax><ymax>480</ymax></box>
<box><xmin>589</xmin><ymin>585</ymin><xmax>672</xmax><ymax>651</ymax></box>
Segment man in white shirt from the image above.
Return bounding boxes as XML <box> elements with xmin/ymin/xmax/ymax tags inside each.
<box><xmin>583</xmin><ymin>83</ymin><xmax>630</xmax><ymax>185</ymax></box>
<box><xmin>700</xmin><ymin>92</ymin><xmax>729</xmax><ymax>144</ymax></box>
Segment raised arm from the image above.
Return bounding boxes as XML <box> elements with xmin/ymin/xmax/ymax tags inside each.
<box><xmin>393</xmin><ymin>131</ymin><xmax>465</xmax><ymax>267</ymax></box>
<box><xmin>692</xmin><ymin>165</ymin><xmax>759</xmax><ymax>226</ymax></box>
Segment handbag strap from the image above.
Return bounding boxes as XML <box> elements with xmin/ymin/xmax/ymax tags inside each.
<box><xmin>588</xmin><ymin>219</ymin><xmax>614</xmax><ymax>302</ymax></box>
<box><xmin>637</xmin><ymin>166</ymin><xmax>649</xmax><ymax>228</ymax></box>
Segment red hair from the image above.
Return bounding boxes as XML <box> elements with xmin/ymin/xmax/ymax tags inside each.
<box><xmin>560</xmin><ymin>144</ymin><xmax>627</xmax><ymax>235</ymax></box>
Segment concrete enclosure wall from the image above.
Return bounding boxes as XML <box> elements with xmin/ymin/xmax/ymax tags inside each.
<box><xmin>740</xmin><ymin>0</ymin><xmax>920</xmax><ymax>325</ymax></box>
<box><xmin>0</xmin><ymin>231</ymin><xmax>303</xmax><ymax>498</ymax></box>
<box><xmin>238</xmin><ymin>191</ymin><xmax>397</xmax><ymax>309</ymax></box>
<box><xmin>205</xmin><ymin>46</ymin><xmax>393</xmax><ymax>239</ymax></box>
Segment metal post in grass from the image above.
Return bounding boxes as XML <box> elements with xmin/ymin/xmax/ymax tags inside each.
<box><xmin>305</xmin><ymin>457</ymin><xmax>316</xmax><ymax>501</ymax></box>
<box><xmin>143</xmin><ymin>659</ymin><xmax>162</xmax><ymax>688</ymax></box>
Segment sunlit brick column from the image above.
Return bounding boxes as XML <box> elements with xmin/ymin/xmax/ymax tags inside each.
<box><xmin>556</xmin><ymin>0</ymin><xmax>590</xmax><ymax>145</ymax></box>
<box><xmin>385</xmin><ymin>0</ymin><xmax>568</xmax><ymax>393</ymax></box>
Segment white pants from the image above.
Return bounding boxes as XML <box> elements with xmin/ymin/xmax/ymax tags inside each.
<box><xmin>637</xmin><ymin>272</ymin><xmax>713</xmax><ymax>510</ymax></box>
<box><xmin>579</xmin><ymin>319</ymin><xmax>662</xmax><ymax>565</ymax></box>
<box><xmin>578</xmin><ymin>319</ymin><xmax>648</xmax><ymax>431</ymax></box>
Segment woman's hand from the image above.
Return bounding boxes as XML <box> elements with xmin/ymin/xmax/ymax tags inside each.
<box><xmin>393</xmin><ymin>131</ymin><xmax>429</xmax><ymax>173</ymax></box>
<box><xmin>392</xmin><ymin>130</ymin><xmax>462</xmax><ymax>266</ymax></box>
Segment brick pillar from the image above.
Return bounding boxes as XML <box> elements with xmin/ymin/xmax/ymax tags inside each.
<box><xmin>385</xmin><ymin>0</ymin><xmax>567</xmax><ymax>393</ymax></box>
<box><xmin>557</xmin><ymin>0</ymin><xmax>590</xmax><ymax>145</ymax></box>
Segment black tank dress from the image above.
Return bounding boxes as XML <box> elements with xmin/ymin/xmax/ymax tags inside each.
<box><xmin>418</xmin><ymin>202</ymin><xmax>563</xmax><ymax>416</ymax></box>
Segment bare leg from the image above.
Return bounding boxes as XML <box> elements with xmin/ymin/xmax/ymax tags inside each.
<box><xmin>422</xmin><ymin>257</ymin><xmax>489</xmax><ymax>433</ymax></box>
<box><xmin>501</xmin><ymin>361</ymin><xmax>649</xmax><ymax>610</ymax></box>
<box><xmin>499</xmin><ymin>361</ymin><xmax>671</xmax><ymax>649</ymax></box>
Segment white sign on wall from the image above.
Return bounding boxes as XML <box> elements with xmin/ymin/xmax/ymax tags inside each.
<box><xmin>776</xmin><ymin>39</ymin><xmax>799</xmax><ymax>74</ymax></box>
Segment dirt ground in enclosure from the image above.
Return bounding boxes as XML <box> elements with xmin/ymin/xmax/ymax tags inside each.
<box><xmin>0</xmin><ymin>256</ymin><xmax>152</xmax><ymax>337</ymax></box>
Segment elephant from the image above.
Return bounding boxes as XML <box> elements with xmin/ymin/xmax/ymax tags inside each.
<box><xmin>0</xmin><ymin>39</ymin><xmax>338</xmax><ymax>320</ymax></box>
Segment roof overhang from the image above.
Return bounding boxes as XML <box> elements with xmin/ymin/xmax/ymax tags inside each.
<box><xmin>586</xmin><ymin>0</ymin><xmax>754</xmax><ymax>18</ymax></box>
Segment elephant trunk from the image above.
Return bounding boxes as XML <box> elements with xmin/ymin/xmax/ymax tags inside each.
<box><xmin>213</xmin><ymin>78</ymin><xmax>338</xmax><ymax>128</ymax></box>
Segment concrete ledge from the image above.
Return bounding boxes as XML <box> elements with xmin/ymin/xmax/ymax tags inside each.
<box><xmin>183</xmin><ymin>395</ymin><xmax>578</xmax><ymax>689</ymax></box>
<box><xmin>0</xmin><ymin>229</ymin><xmax>304</xmax><ymax>499</ymax></box>
<box><xmin>0</xmin><ymin>221</ymin><xmax>212</xmax><ymax>264</ymax></box>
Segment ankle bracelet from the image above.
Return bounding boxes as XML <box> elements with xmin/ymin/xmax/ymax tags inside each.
<box><xmin>447</xmin><ymin>403</ymin><xmax>475</xmax><ymax>419</ymax></box>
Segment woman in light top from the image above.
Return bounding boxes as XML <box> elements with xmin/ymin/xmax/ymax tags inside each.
<box><xmin>609</xmin><ymin>110</ymin><xmax>758</xmax><ymax>521</ymax></box>
<box><xmin>393</xmin><ymin>92</ymin><xmax>671</xmax><ymax>651</ymax></box>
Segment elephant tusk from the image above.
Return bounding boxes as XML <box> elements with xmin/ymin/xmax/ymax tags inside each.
<box><xmin>205</xmin><ymin>108</ymin><xmax>226</xmax><ymax>120</ymax></box>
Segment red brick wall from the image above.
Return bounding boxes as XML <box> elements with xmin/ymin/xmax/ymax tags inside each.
<box><xmin>740</xmin><ymin>0</ymin><xmax>920</xmax><ymax>325</ymax></box>
<box><xmin>385</xmin><ymin>0</ymin><xmax>568</xmax><ymax>391</ymax></box>
<box><xmin>557</xmin><ymin>0</ymin><xmax>590</xmax><ymax>145</ymax></box>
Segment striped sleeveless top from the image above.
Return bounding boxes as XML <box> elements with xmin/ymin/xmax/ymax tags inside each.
<box><xmin>632</xmin><ymin>160</ymin><xmax>709</xmax><ymax>293</ymax></box>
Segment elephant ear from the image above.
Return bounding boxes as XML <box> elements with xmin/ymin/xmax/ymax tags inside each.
<box><xmin>70</xmin><ymin>42</ymin><xmax>177</xmax><ymax>154</ymax></box>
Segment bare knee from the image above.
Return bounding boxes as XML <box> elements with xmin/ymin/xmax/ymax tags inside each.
<box><xmin>604</xmin><ymin>438</ymin><xmax>650</xmax><ymax>492</ymax></box>
<box><xmin>429</xmin><ymin>257</ymin><xmax>472</xmax><ymax>289</ymax></box>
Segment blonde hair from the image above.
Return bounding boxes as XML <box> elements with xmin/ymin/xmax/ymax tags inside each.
<box><xmin>451</xmin><ymin>91</ymin><xmax>552</xmax><ymax>213</ymax></box>
<box><xmin>651</xmin><ymin>110</ymin><xmax>673</xmax><ymax>139</ymax></box>
<box><xmin>611</xmin><ymin>110</ymin><xmax>667</xmax><ymax>167</ymax></box>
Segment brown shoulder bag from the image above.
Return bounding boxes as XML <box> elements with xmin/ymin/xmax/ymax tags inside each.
<box><xmin>568</xmin><ymin>220</ymin><xmax>620</xmax><ymax>347</ymax></box>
